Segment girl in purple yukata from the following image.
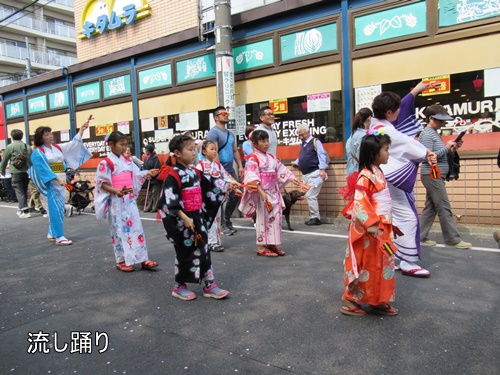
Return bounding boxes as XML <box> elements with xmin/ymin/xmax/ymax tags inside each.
<box><xmin>158</xmin><ymin>134</ymin><xmax>230</xmax><ymax>301</ymax></box>
<box><xmin>94</xmin><ymin>131</ymin><xmax>159</xmax><ymax>272</ymax></box>
<box><xmin>239</xmin><ymin>130</ymin><xmax>305</xmax><ymax>257</ymax></box>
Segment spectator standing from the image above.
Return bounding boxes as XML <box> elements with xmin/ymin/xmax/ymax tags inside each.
<box><xmin>124</xmin><ymin>147</ymin><xmax>144</xmax><ymax>169</ymax></box>
<box><xmin>291</xmin><ymin>124</ymin><xmax>328</xmax><ymax>226</ymax></box>
<box><xmin>418</xmin><ymin>105</ymin><xmax>471</xmax><ymax>250</ymax></box>
<box><xmin>142</xmin><ymin>144</ymin><xmax>161</xmax><ymax>212</ymax></box>
<box><xmin>0</xmin><ymin>130</ymin><xmax>32</xmax><ymax>218</ymax></box>
<box><xmin>206</xmin><ymin>106</ymin><xmax>244</xmax><ymax>235</ymax></box>
<box><xmin>242</xmin><ymin>124</ymin><xmax>256</xmax><ymax>157</ymax></box>
<box><xmin>256</xmin><ymin>106</ymin><xmax>278</xmax><ymax>156</ymax></box>
<box><xmin>345</xmin><ymin>108</ymin><xmax>373</xmax><ymax>177</ymax></box>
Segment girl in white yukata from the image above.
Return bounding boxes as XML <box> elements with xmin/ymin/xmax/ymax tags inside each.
<box><xmin>94</xmin><ymin>131</ymin><xmax>159</xmax><ymax>272</ymax></box>
<box><xmin>239</xmin><ymin>130</ymin><xmax>305</xmax><ymax>257</ymax></box>
<box><xmin>30</xmin><ymin>120</ymin><xmax>92</xmax><ymax>246</ymax></box>
<box><xmin>196</xmin><ymin>140</ymin><xmax>241</xmax><ymax>252</ymax></box>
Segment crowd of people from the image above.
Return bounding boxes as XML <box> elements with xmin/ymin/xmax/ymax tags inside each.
<box><xmin>1</xmin><ymin>82</ymin><xmax>498</xmax><ymax>309</ymax></box>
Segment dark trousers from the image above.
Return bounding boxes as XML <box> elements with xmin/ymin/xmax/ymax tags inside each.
<box><xmin>11</xmin><ymin>172</ymin><xmax>30</xmax><ymax>211</ymax></box>
<box><xmin>2</xmin><ymin>178</ymin><xmax>16</xmax><ymax>201</ymax></box>
<box><xmin>222</xmin><ymin>170</ymin><xmax>241</xmax><ymax>226</ymax></box>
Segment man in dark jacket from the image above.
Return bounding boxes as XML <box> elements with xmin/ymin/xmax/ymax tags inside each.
<box><xmin>142</xmin><ymin>143</ymin><xmax>161</xmax><ymax>212</ymax></box>
<box><xmin>0</xmin><ymin>129</ymin><xmax>32</xmax><ymax>218</ymax></box>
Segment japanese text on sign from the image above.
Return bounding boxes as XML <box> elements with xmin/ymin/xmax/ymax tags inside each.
<box><xmin>27</xmin><ymin>331</ymin><xmax>109</xmax><ymax>354</ymax></box>
<box><xmin>270</xmin><ymin>99</ymin><xmax>288</xmax><ymax>114</ymax></box>
<box><xmin>422</xmin><ymin>75</ymin><xmax>451</xmax><ymax>96</ymax></box>
<box><xmin>95</xmin><ymin>124</ymin><xmax>115</xmax><ymax>137</ymax></box>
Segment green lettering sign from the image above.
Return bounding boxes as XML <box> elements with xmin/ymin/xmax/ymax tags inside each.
<box><xmin>28</xmin><ymin>95</ymin><xmax>47</xmax><ymax>114</ymax></box>
<box><xmin>103</xmin><ymin>74</ymin><xmax>131</xmax><ymax>98</ymax></box>
<box><xmin>355</xmin><ymin>2</ymin><xmax>426</xmax><ymax>46</ymax></box>
<box><xmin>234</xmin><ymin>39</ymin><xmax>274</xmax><ymax>71</ymax></box>
<box><xmin>176</xmin><ymin>54</ymin><xmax>215</xmax><ymax>84</ymax></box>
<box><xmin>139</xmin><ymin>64</ymin><xmax>172</xmax><ymax>90</ymax></box>
<box><xmin>49</xmin><ymin>90</ymin><xmax>69</xmax><ymax>110</ymax></box>
<box><xmin>6</xmin><ymin>101</ymin><xmax>24</xmax><ymax>119</ymax></box>
<box><xmin>281</xmin><ymin>23</ymin><xmax>337</xmax><ymax>61</ymax></box>
<box><xmin>75</xmin><ymin>81</ymin><xmax>101</xmax><ymax>104</ymax></box>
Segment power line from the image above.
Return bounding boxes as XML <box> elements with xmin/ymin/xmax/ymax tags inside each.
<box><xmin>0</xmin><ymin>1</ymin><xmax>41</xmax><ymax>26</ymax></box>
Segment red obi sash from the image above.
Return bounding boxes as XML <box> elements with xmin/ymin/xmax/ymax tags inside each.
<box><xmin>181</xmin><ymin>186</ymin><xmax>202</xmax><ymax>212</ymax></box>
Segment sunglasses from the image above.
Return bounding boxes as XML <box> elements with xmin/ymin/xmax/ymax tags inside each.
<box><xmin>216</xmin><ymin>112</ymin><xmax>229</xmax><ymax>117</ymax></box>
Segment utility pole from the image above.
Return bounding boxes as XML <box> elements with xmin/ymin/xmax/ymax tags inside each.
<box><xmin>214</xmin><ymin>0</ymin><xmax>235</xmax><ymax>130</ymax></box>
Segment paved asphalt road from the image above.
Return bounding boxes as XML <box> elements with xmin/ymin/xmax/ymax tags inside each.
<box><xmin>0</xmin><ymin>202</ymin><xmax>499</xmax><ymax>375</ymax></box>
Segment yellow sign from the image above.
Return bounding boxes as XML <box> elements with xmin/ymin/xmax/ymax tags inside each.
<box><xmin>422</xmin><ymin>75</ymin><xmax>451</xmax><ymax>96</ymax></box>
<box><xmin>270</xmin><ymin>98</ymin><xmax>288</xmax><ymax>114</ymax></box>
<box><xmin>95</xmin><ymin>124</ymin><xmax>115</xmax><ymax>136</ymax></box>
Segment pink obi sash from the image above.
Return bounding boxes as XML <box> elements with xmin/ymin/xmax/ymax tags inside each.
<box><xmin>260</xmin><ymin>172</ymin><xmax>276</xmax><ymax>190</ymax></box>
<box><xmin>182</xmin><ymin>186</ymin><xmax>202</xmax><ymax>212</ymax></box>
<box><xmin>112</xmin><ymin>171</ymin><xmax>133</xmax><ymax>189</ymax></box>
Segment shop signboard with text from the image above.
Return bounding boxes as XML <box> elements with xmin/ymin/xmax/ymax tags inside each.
<box><xmin>27</xmin><ymin>95</ymin><xmax>47</xmax><ymax>114</ymax></box>
<box><xmin>438</xmin><ymin>0</ymin><xmax>500</xmax><ymax>27</ymax></box>
<box><xmin>75</xmin><ymin>82</ymin><xmax>101</xmax><ymax>105</ymax></box>
<box><xmin>138</xmin><ymin>64</ymin><xmax>172</xmax><ymax>91</ymax></box>
<box><xmin>176</xmin><ymin>54</ymin><xmax>215</xmax><ymax>84</ymax></box>
<box><xmin>233</xmin><ymin>39</ymin><xmax>274</xmax><ymax>71</ymax></box>
<box><xmin>280</xmin><ymin>23</ymin><xmax>337</xmax><ymax>61</ymax></box>
<box><xmin>6</xmin><ymin>101</ymin><xmax>24</xmax><ymax>119</ymax></box>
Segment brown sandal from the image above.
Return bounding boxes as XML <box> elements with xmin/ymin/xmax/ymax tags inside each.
<box><xmin>268</xmin><ymin>245</ymin><xmax>285</xmax><ymax>256</ymax></box>
<box><xmin>341</xmin><ymin>298</ymin><xmax>366</xmax><ymax>316</ymax></box>
<box><xmin>116</xmin><ymin>263</ymin><xmax>134</xmax><ymax>272</ymax></box>
<box><xmin>257</xmin><ymin>246</ymin><xmax>278</xmax><ymax>257</ymax></box>
<box><xmin>371</xmin><ymin>303</ymin><xmax>398</xmax><ymax>316</ymax></box>
<box><xmin>141</xmin><ymin>260</ymin><xmax>158</xmax><ymax>270</ymax></box>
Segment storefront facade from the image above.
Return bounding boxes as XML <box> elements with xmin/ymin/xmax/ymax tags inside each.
<box><xmin>1</xmin><ymin>0</ymin><xmax>499</xmax><ymax>225</ymax></box>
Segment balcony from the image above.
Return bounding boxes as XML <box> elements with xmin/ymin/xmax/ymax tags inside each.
<box><xmin>0</xmin><ymin>7</ymin><xmax>76</xmax><ymax>39</ymax></box>
<box><xmin>0</xmin><ymin>44</ymin><xmax>77</xmax><ymax>68</ymax></box>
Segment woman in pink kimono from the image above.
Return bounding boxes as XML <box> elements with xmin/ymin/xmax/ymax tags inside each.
<box><xmin>239</xmin><ymin>130</ymin><xmax>303</xmax><ymax>257</ymax></box>
<box><xmin>94</xmin><ymin>131</ymin><xmax>158</xmax><ymax>272</ymax></box>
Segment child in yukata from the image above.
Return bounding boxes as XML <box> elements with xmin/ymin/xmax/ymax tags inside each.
<box><xmin>196</xmin><ymin>140</ymin><xmax>241</xmax><ymax>252</ymax></box>
<box><xmin>341</xmin><ymin>131</ymin><xmax>401</xmax><ymax>317</ymax></box>
<box><xmin>158</xmin><ymin>134</ymin><xmax>230</xmax><ymax>301</ymax></box>
<box><xmin>94</xmin><ymin>131</ymin><xmax>159</xmax><ymax>272</ymax></box>
<box><xmin>239</xmin><ymin>130</ymin><xmax>307</xmax><ymax>257</ymax></box>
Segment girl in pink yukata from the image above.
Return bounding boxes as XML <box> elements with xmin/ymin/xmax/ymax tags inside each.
<box><xmin>94</xmin><ymin>131</ymin><xmax>159</xmax><ymax>272</ymax></box>
<box><xmin>239</xmin><ymin>130</ymin><xmax>305</xmax><ymax>257</ymax></box>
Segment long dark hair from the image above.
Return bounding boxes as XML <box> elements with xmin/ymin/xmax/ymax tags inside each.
<box><xmin>358</xmin><ymin>134</ymin><xmax>391</xmax><ymax>172</ymax></box>
<box><xmin>352</xmin><ymin>108</ymin><xmax>373</xmax><ymax>132</ymax></box>
<box><xmin>251</xmin><ymin>129</ymin><xmax>269</xmax><ymax>144</ymax></box>
<box><xmin>106</xmin><ymin>131</ymin><xmax>127</xmax><ymax>145</ymax></box>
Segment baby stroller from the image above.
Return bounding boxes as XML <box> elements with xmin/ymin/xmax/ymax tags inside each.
<box><xmin>0</xmin><ymin>179</ymin><xmax>6</xmax><ymax>201</ymax></box>
<box><xmin>65</xmin><ymin>168</ymin><xmax>94</xmax><ymax>214</ymax></box>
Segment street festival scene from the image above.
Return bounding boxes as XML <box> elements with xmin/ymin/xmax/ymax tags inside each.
<box><xmin>0</xmin><ymin>0</ymin><xmax>499</xmax><ymax>374</ymax></box>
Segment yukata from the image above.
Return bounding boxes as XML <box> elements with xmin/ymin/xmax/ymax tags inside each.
<box><xmin>158</xmin><ymin>163</ymin><xmax>229</xmax><ymax>284</ymax></box>
<box><xmin>94</xmin><ymin>153</ymin><xmax>150</xmax><ymax>266</ymax></box>
<box><xmin>343</xmin><ymin>166</ymin><xmax>397</xmax><ymax>305</ymax></box>
<box><xmin>30</xmin><ymin>134</ymin><xmax>91</xmax><ymax>239</ymax></box>
<box><xmin>239</xmin><ymin>150</ymin><xmax>294</xmax><ymax>246</ymax></box>
<box><xmin>196</xmin><ymin>159</ymin><xmax>233</xmax><ymax>247</ymax></box>
<box><xmin>370</xmin><ymin>93</ymin><xmax>427</xmax><ymax>262</ymax></box>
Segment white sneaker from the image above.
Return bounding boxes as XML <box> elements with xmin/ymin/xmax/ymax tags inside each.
<box><xmin>420</xmin><ymin>239</ymin><xmax>437</xmax><ymax>246</ymax></box>
<box><xmin>19</xmin><ymin>212</ymin><xmax>31</xmax><ymax>219</ymax></box>
<box><xmin>17</xmin><ymin>210</ymin><xmax>22</xmax><ymax>217</ymax></box>
<box><xmin>65</xmin><ymin>205</ymin><xmax>73</xmax><ymax>217</ymax></box>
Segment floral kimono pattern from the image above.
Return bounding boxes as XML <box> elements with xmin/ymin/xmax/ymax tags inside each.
<box><xmin>158</xmin><ymin>163</ymin><xmax>229</xmax><ymax>284</ymax></box>
<box><xmin>239</xmin><ymin>150</ymin><xmax>294</xmax><ymax>246</ymax></box>
<box><xmin>343</xmin><ymin>166</ymin><xmax>398</xmax><ymax>305</ymax></box>
<box><xmin>94</xmin><ymin>153</ymin><xmax>149</xmax><ymax>266</ymax></box>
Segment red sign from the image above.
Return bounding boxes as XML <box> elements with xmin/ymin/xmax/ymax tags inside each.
<box><xmin>270</xmin><ymin>98</ymin><xmax>288</xmax><ymax>114</ymax></box>
<box><xmin>95</xmin><ymin>124</ymin><xmax>114</xmax><ymax>136</ymax></box>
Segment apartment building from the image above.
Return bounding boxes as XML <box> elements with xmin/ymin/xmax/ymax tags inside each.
<box><xmin>1</xmin><ymin>0</ymin><xmax>499</xmax><ymax>225</ymax></box>
<box><xmin>0</xmin><ymin>0</ymin><xmax>77</xmax><ymax>87</ymax></box>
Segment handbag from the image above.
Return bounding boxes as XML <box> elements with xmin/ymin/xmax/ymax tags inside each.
<box><xmin>445</xmin><ymin>151</ymin><xmax>460</xmax><ymax>181</ymax></box>
<box><xmin>12</xmin><ymin>144</ymin><xmax>28</xmax><ymax>169</ymax></box>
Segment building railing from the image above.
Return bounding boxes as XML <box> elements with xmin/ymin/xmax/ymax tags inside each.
<box><xmin>53</xmin><ymin>0</ymin><xmax>74</xmax><ymax>7</ymax></box>
<box><xmin>0</xmin><ymin>7</ymin><xmax>76</xmax><ymax>39</ymax></box>
<box><xmin>0</xmin><ymin>43</ymin><xmax>77</xmax><ymax>67</ymax></box>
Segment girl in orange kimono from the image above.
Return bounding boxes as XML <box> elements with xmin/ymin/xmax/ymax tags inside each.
<box><xmin>341</xmin><ymin>130</ymin><xmax>401</xmax><ymax>316</ymax></box>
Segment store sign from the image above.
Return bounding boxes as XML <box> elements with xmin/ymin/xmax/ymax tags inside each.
<box><xmin>438</xmin><ymin>0</ymin><xmax>500</xmax><ymax>27</ymax></box>
<box><xmin>49</xmin><ymin>90</ymin><xmax>68</xmax><ymax>110</ymax></box>
<box><xmin>270</xmin><ymin>98</ymin><xmax>288</xmax><ymax>114</ymax></box>
<box><xmin>95</xmin><ymin>124</ymin><xmax>115</xmax><ymax>137</ymax></box>
<box><xmin>6</xmin><ymin>101</ymin><xmax>24</xmax><ymax>119</ymax></box>
<box><xmin>307</xmin><ymin>93</ymin><xmax>331</xmax><ymax>112</ymax></box>
<box><xmin>280</xmin><ymin>23</ymin><xmax>337</xmax><ymax>61</ymax></box>
<box><xmin>138</xmin><ymin>64</ymin><xmax>172</xmax><ymax>91</ymax></box>
<box><xmin>28</xmin><ymin>95</ymin><xmax>47</xmax><ymax>114</ymax></box>
<box><xmin>103</xmin><ymin>74</ymin><xmax>131</xmax><ymax>98</ymax></box>
<box><xmin>234</xmin><ymin>39</ymin><xmax>274</xmax><ymax>71</ymax></box>
<box><xmin>75</xmin><ymin>82</ymin><xmax>100</xmax><ymax>105</ymax></box>
<box><xmin>355</xmin><ymin>2</ymin><xmax>426</xmax><ymax>45</ymax></box>
<box><xmin>79</xmin><ymin>1</ymin><xmax>151</xmax><ymax>39</ymax></box>
<box><xmin>421</xmin><ymin>75</ymin><xmax>451</xmax><ymax>96</ymax></box>
<box><xmin>176</xmin><ymin>54</ymin><xmax>215</xmax><ymax>84</ymax></box>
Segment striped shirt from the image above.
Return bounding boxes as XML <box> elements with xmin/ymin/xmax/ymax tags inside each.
<box><xmin>419</xmin><ymin>126</ymin><xmax>451</xmax><ymax>176</ymax></box>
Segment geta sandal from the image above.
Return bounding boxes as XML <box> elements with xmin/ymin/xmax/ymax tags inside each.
<box><xmin>256</xmin><ymin>247</ymin><xmax>278</xmax><ymax>257</ymax></box>
<box><xmin>340</xmin><ymin>305</ymin><xmax>367</xmax><ymax>316</ymax></box>
<box><xmin>371</xmin><ymin>303</ymin><xmax>398</xmax><ymax>316</ymax></box>
<box><xmin>268</xmin><ymin>245</ymin><xmax>286</xmax><ymax>256</ymax></box>
<box><xmin>116</xmin><ymin>263</ymin><xmax>135</xmax><ymax>272</ymax></box>
<box><xmin>141</xmin><ymin>260</ymin><xmax>158</xmax><ymax>270</ymax></box>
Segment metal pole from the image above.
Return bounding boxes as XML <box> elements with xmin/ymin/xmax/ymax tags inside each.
<box><xmin>214</xmin><ymin>0</ymin><xmax>235</xmax><ymax>129</ymax></box>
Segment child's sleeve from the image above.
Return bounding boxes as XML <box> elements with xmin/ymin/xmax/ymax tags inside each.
<box><xmin>159</xmin><ymin>175</ymin><xmax>183</xmax><ymax>216</ymax></box>
<box><xmin>93</xmin><ymin>160</ymin><xmax>113</xmax><ymax>220</ymax></box>
<box><xmin>352</xmin><ymin>174</ymin><xmax>379</xmax><ymax>229</ymax></box>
